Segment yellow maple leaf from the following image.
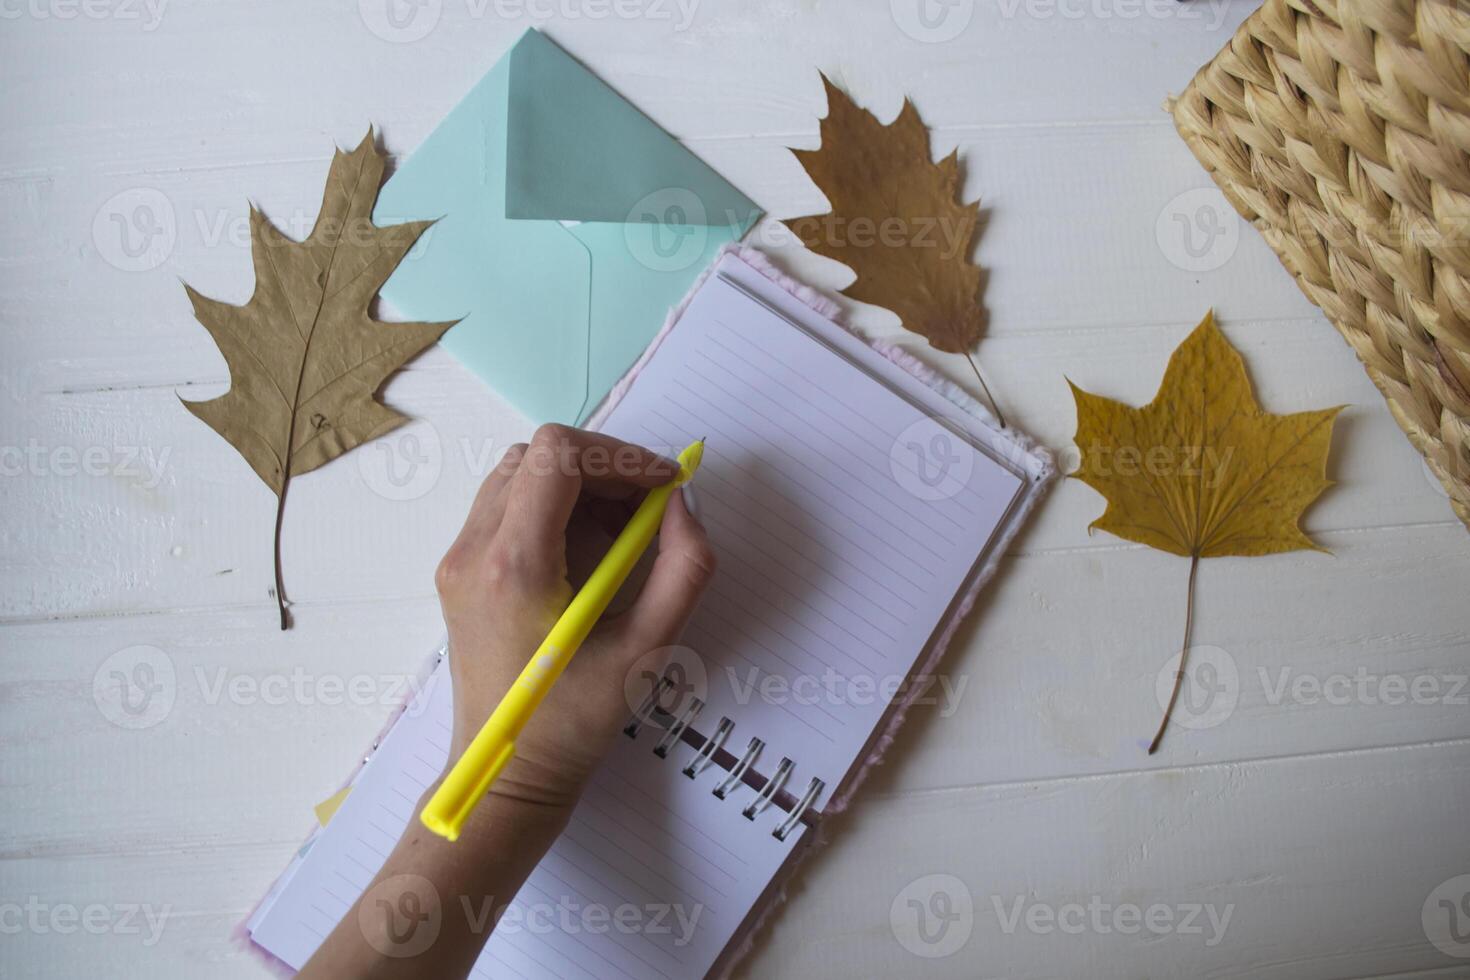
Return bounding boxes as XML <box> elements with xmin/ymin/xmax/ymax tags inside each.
<box><xmin>787</xmin><ymin>76</ymin><xmax>1002</xmax><ymax>422</ymax></box>
<box><xmin>1069</xmin><ymin>312</ymin><xmax>1342</xmax><ymax>751</ymax></box>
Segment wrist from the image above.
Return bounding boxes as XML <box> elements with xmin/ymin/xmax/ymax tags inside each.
<box><xmin>421</xmin><ymin>776</ymin><xmax>574</xmax><ymax>853</ymax></box>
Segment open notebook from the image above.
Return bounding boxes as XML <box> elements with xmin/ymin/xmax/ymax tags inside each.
<box><xmin>247</xmin><ymin>251</ymin><xmax>1052</xmax><ymax>978</ymax></box>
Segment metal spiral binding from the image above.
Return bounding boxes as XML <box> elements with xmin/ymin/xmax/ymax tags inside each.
<box><xmin>743</xmin><ymin>757</ymin><xmax>793</xmax><ymax>821</ymax></box>
<box><xmin>773</xmin><ymin>777</ymin><xmax>825</xmax><ymax>842</ymax></box>
<box><xmin>682</xmin><ymin>717</ymin><xmax>732</xmax><ymax>779</ymax></box>
<box><xmin>654</xmin><ymin>696</ymin><xmax>704</xmax><ymax>758</ymax></box>
<box><xmin>712</xmin><ymin>737</ymin><xmax>763</xmax><ymax>800</ymax></box>
<box><xmin>622</xmin><ymin>676</ymin><xmax>672</xmax><ymax>738</ymax></box>
<box><xmin>620</xmin><ymin>671</ymin><xmax>823</xmax><ymax>840</ymax></box>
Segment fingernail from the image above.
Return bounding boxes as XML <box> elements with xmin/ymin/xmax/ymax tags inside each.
<box><xmin>681</xmin><ymin>484</ymin><xmax>701</xmax><ymax>522</ymax></box>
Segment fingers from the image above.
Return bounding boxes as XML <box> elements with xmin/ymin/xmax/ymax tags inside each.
<box><xmin>459</xmin><ymin>442</ymin><xmax>528</xmax><ymax>541</ymax></box>
<box><xmin>606</xmin><ymin>487</ymin><xmax>716</xmax><ymax>654</ymax></box>
<box><xmin>499</xmin><ymin>426</ymin><xmax>679</xmax><ymax>574</ymax></box>
<box><xmin>434</xmin><ymin>443</ymin><xmax>528</xmax><ymax>603</ymax></box>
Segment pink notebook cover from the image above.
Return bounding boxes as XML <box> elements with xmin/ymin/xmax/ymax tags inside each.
<box><xmin>242</xmin><ymin>246</ymin><xmax>1054</xmax><ymax>978</ymax></box>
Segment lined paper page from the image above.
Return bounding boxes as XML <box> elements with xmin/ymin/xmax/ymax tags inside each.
<box><xmin>248</xmin><ymin>660</ymin><xmax>802</xmax><ymax>978</ymax></box>
<box><xmin>597</xmin><ymin>265</ymin><xmax>1025</xmax><ymax>793</ymax></box>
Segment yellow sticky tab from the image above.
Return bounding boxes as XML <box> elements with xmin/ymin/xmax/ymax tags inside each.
<box><xmin>314</xmin><ymin>786</ymin><xmax>352</xmax><ymax>827</ymax></box>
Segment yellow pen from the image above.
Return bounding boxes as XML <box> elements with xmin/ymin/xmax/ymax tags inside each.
<box><xmin>421</xmin><ymin>438</ymin><xmax>706</xmax><ymax>842</ymax></box>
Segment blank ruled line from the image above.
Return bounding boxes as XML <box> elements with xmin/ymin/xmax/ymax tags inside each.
<box><xmin>483</xmin><ymin>950</ymin><xmax>530</xmax><ymax>980</ymax></box>
<box><xmin>697</xmin><ymin>582</ymin><xmax>871</xmax><ymax>693</ymax></box>
<box><xmin>357</xmin><ymin>837</ymin><xmax>388</xmax><ymax>860</ymax></box>
<box><xmin>377</xmin><ymin>800</ymin><xmax>411</xmax><ymax>824</ymax></box>
<box><xmin>576</xmin><ymin>792</ymin><xmax>738</xmax><ymax>884</ymax></box>
<box><xmin>644</xmin><ymin>418</ymin><xmax>926</xmax><ymax>593</ymax></box>
<box><xmin>683</xmin><ymin>620</ymin><xmax>844</xmax><ymax>738</ymax></box>
<box><xmin>585</xmin><ymin>775</ymin><xmax>746</xmax><ymax>863</ymax></box>
<box><xmin>706</xmin><ymin>324</ymin><xmax>991</xmax><ymax>512</ymax></box>
<box><xmin>332</xmin><ymin>868</ymin><xmax>365</xmax><ymax>893</ymax></box>
<box><xmin>532</xmin><ymin>869</ymin><xmax>692</xmax><ymax>973</ymax></box>
<box><xmin>671</xmin><ymin>373</ymin><xmax>958</xmax><ymax>546</ymax></box>
<box><xmin>707</xmin><ymin>561</ymin><xmax>885</xmax><ymax>673</ymax></box>
<box><xmin>543</xmin><ymin>840</ymin><xmax>674</xmax><ymax>918</ymax></box>
<box><xmin>570</xmin><ymin>813</ymin><xmax>730</xmax><ymax>901</ymax></box>
<box><xmin>706</xmin><ymin>325</ymin><xmax>908</xmax><ymax>442</ymax></box>
<box><xmin>711</xmin><ymin>544</ymin><xmax>890</xmax><ymax>666</ymax></box>
<box><xmin>694</xmin><ymin>471</ymin><xmax>918</xmax><ymax>611</ymax></box>
<box><xmin>521</xmin><ymin>875</ymin><xmax>685</xmax><ymax>977</ymax></box>
<box><xmin>493</xmin><ymin>926</ymin><xmax>568</xmax><ymax>980</ymax></box>
<box><xmin>698</xmin><ymin>504</ymin><xmax>907</xmax><ymax>640</ymax></box>
<box><xmin>670</xmin><ymin>379</ymin><xmax>946</xmax><ymax>552</ymax></box>
<box><xmin>652</xmin><ymin>396</ymin><xmax>940</xmax><ymax>567</ymax></box>
<box><xmin>532</xmin><ymin>871</ymin><xmax>682</xmax><ymax>971</ymax></box>
<box><xmin>365</xmin><ymin>817</ymin><xmax>399</xmax><ymax>842</ymax></box>
<box><xmin>554</xmin><ymin>833</ymin><xmax>701</xmax><ymax>917</ymax></box>
<box><xmin>542</xmin><ymin>850</ymin><xmax>639</xmax><ymax>909</ymax></box>
<box><xmin>498</xmin><ymin>918</ymin><xmax>609</xmax><ymax>980</ymax></box>
<box><xmin>517</xmin><ymin>883</ymin><xmax>659</xmax><ymax>980</ymax></box>
<box><xmin>700</xmin><ymin>580</ymin><xmax>861</xmax><ymax>681</ymax></box>
<box><xmin>637</xmin><ymin>414</ymin><xmax>934</xmax><ymax>581</ymax></box>
<box><xmin>344</xmin><ymin>850</ymin><xmax>378</xmax><ymax>877</ymax></box>
<box><xmin>686</xmin><ymin>348</ymin><xmax>966</xmax><ymax>536</ymax></box>
<box><xmin>564</xmin><ymin>821</ymin><xmax>722</xmax><ymax>906</ymax></box>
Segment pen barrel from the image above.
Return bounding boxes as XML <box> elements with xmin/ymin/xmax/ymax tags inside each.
<box><xmin>420</xmin><ymin>715</ymin><xmax>518</xmax><ymax>842</ymax></box>
<box><xmin>422</xmin><ymin>447</ymin><xmax>700</xmax><ymax>842</ymax></box>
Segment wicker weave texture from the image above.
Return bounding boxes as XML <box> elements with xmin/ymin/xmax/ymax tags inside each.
<box><xmin>1172</xmin><ymin>0</ymin><xmax>1470</xmax><ymax>528</ymax></box>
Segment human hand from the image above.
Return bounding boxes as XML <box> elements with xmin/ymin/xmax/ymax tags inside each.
<box><xmin>432</xmin><ymin>424</ymin><xmax>715</xmax><ymax>819</ymax></box>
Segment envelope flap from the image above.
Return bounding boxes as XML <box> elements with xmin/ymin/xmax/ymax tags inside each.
<box><xmin>505</xmin><ymin>30</ymin><xmax>755</xmax><ymax>226</ymax></box>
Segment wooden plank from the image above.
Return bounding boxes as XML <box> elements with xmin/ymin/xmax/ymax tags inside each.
<box><xmin>0</xmin><ymin>598</ymin><xmax>447</xmax><ymax>858</ymax></box>
<box><xmin>2</xmin><ymin>311</ymin><xmax>1457</xmax><ymax>621</ymax></box>
<box><xmin>0</xmin><ymin>1</ymin><xmax>1255</xmax><ymax>179</ymax></box>
<box><xmin>0</xmin><ymin>741</ymin><xmax>1465</xmax><ymax>979</ymax></box>
<box><xmin>3</xmin><ymin>522</ymin><xmax>1466</xmax><ymax>855</ymax></box>
<box><xmin>752</xmin><ymin>740</ymin><xmax>1470</xmax><ymax>979</ymax></box>
<box><xmin>4</xmin><ymin>122</ymin><xmax>1317</xmax><ymax>399</ymax></box>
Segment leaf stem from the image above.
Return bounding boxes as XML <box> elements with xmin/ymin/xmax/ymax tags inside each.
<box><xmin>1148</xmin><ymin>552</ymin><xmax>1200</xmax><ymax>755</ymax></box>
<box><xmin>963</xmin><ymin>352</ymin><xmax>1007</xmax><ymax>430</ymax></box>
<box><xmin>273</xmin><ymin>484</ymin><xmax>290</xmax><ymax>631</ymax></box>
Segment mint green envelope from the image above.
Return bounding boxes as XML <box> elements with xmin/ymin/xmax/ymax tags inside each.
<box><xmin>374</xmin><ymin>29</ymin><xmax>760</xmax><ymax>425</ymax></box>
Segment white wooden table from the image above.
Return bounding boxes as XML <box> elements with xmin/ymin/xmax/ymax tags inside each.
<box><xmin>4</xmin><ymin>2</ymin><xmax>1469</xmax><ymax>977</ymax></box>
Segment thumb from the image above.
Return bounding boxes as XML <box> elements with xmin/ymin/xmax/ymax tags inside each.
<box><xmin>609</xmin><ymin>487</ymin><xmax>716</xmax><ymax>658</ymax></box>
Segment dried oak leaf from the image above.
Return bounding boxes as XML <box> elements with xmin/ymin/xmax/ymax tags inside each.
<box><xmin>1069</xmin><ymin>312</ymin><xmax>1342</xmax><ymax>751</ymax></box>
<box><xmin>181</xmin><ymin>130</ymin><xmax>455</xmax><ymax>629</ymax></box>
<box><xmin>786</xmin><ymin>75</ymin><xmax>984</xmax><ymax>356</ymax></box>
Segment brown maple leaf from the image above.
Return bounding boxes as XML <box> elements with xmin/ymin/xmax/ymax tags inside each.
<box><xmin>787</xmin><ymin>75</ymin><xmax>986</xmax><ymax>359</ymax></box>
<box><xmin>181</xmin><ymin>130</ymin><xmax>455</xmax><ymax>629</ymax></box>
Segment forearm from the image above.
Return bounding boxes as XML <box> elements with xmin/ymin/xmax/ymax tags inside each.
<box><xmin>297</xmin><ymin>783</ymin><xmax>570</xmax><ymax>979</ymax></box>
